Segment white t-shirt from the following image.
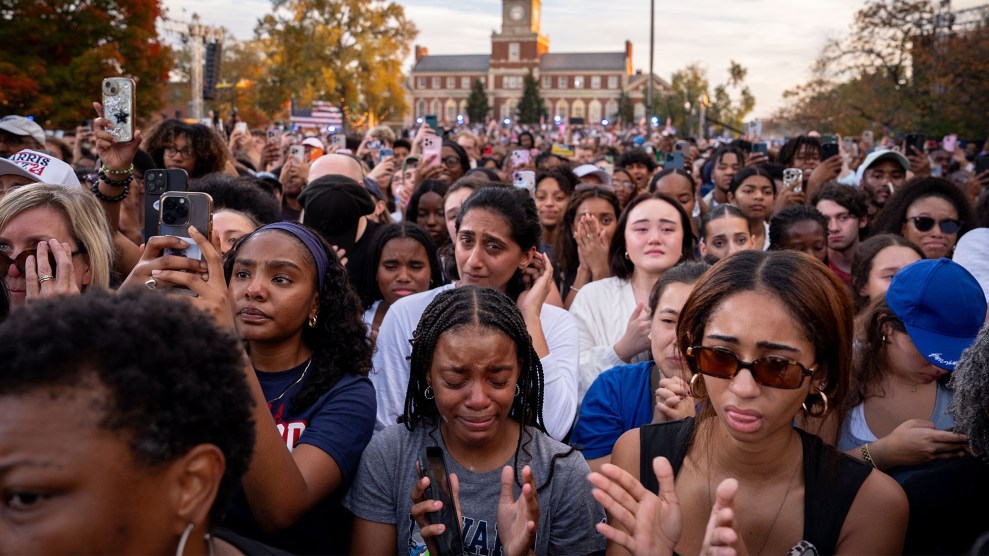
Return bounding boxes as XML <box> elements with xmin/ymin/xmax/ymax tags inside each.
<box><xmin>370</xmin><ymin>284</ymin><xmax>580</xmax><ymax>440</ymax></box>
<box><xmin>569</xmin><ymin>276</ymin><xmax>651</xmax><ymax>401</ymax></box>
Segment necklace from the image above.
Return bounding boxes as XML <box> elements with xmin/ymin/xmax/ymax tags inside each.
<box><xmin>707</xmin><ymin>451</ymin><xmax>802</xmax><ymax>555</ymax></box>
<box><xmin>264</xmin><ymin>358</ymin><xmax>312</xmax><ymax>405</ymax></box>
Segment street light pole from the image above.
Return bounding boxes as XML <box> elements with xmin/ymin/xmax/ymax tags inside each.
<box><xmin>648</xmin><ymin>0</ymin><xmax>654</xmax><ymax>119</ymax></box>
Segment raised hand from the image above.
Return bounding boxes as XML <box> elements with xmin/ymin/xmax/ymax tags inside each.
<box><xmin>92</xmin><ymin>101</ymin><xmax>141</xmax><ymax>172</ymax></box>
<box><xmin>24</xmin><ymin>239</ymin><xmax>82</xmax><ymax>302</ymax></box>
<box><xmin>700</xmin><ymin>478</ymin><xmax>740</xmax><ymax>556</ymax></box>
<box><xmin>614</xmin><ymin>302</ymin><xmax>651</xmax><ymax>363</ymax></box>
<box><xmin>410</xmin><ymin>464</ymin><xmax>463</xmax><ymax>556</ymax></box>
<box><xmin>497</xmin><ymin>465</ymin><xmax>539</xmax><ymax>556</ymax></box>
<box><xmin>588</xmin><ymin>457</ymin><xmax>681</xmax><ymax>556</ymax></box>
<box><xmin>654</xmin><ymin>376</ymin><xmax>696</xmax><ymax>423</ymax></box>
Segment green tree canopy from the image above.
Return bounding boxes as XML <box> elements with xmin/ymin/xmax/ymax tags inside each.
<box><xmin>254</xmin><ymin>0</ymin><xmax>417</xmax><ymax>124</ymax></box>
<box><xmin>466</xmin><ymin>78</ymin><xmax>490</xmax><ymax>124</ymax></box>
<box><xmin>655</xmin><ymin>62</ymin><xmax>754</xmax><ymax>137</ymax></box>
<box><xmin>517</xmin><ymin>71</ymin><xmax>546</xmax><ymax>124</ymax></box>
<box><xmin>0</xmin><ymin>0</ymin><xmax>171</xmax><ymax>129</ymax></box>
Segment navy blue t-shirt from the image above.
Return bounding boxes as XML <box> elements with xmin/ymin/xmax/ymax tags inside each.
<box><xmin>223</xmin><ymin>359</ymin><xmax>376</xmax><ymax>555</ymax></box>
<box><xmin>570</xmin><ymin>361</ymin><xmax>654</xmax><ymax>460</ymax></box>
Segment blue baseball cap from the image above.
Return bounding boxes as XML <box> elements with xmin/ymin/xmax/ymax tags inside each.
<box><xmin>886</xmin><ymin>258</ymin><xmax>987</xmax><ymax>370</ymax></box>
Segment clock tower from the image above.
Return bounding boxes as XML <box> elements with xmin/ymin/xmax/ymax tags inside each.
<box><xmin>491</xmin><ymin>0</ymin><xmax>549</xmax><ymax>67</ymax></box>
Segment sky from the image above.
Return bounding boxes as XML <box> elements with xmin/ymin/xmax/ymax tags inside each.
<box><xmin>158</xmin><ymin>0</ymin><xmax>988</xmax><ymax>118</ymax></box>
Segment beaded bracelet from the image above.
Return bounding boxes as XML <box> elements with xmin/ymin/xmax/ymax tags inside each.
<box><xmin>90</xmin><ymin>179</ymin><xmax>129</xmax><ymax>202</ymax></box>
<box><xmin>101</xmin><ymin>163</ymin><xmax>134</xmax><ymax>176</ymax></box>
<box><xmin>860</xmin><ymin>443</ymin><xmax>878</xmax><ymax>468</ymax></box>
<box><xmin>98</xmin><ymin>168</ymin><xmax>134</xmax><ymax>188</ymax></box>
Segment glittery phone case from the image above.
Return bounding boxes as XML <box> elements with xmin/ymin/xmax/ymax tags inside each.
<box><xmin>102</xmin><ymin>77</ymin><xmax>135</xmax><ymax>142</ymax></box>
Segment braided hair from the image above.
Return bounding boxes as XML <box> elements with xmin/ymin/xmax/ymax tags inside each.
<box><xmin>403</xmin><ymin>286</ymin><xmax>573</xmax><ymax>491</ymax></box>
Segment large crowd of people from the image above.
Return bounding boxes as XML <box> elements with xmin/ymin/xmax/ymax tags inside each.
<box><xmin>1</xmin><ymin>101</ymin><xmax>989</xmax><ymax>555</ymax></box>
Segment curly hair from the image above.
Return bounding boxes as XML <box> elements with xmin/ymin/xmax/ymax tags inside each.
<box><xmin>677</xmin><ymin>250</ymin><xmax>855</xmax><ymax>445</ymax></box>
<box><xmin>778</xmin><ymin>135</ymin><xmax>821</xmax><ymax>167</ymax></box>
<box><xmin>949</xmin><ymin>323</ymin><xmax>989</xmax><ymax>462</ymax></box>
<box><xmin>768</xmin><ymin>205</ymin><xmax>828</xmax><ymax>251</ymax></box>
<box><xmin>190</xmin><ymin>173</ymin><xmax>281</xmax><ymax>226</ymax></box>
<box><xmin>142</xmin><ymin>119</ymin><xmax>229</xmax><ymax>178</ymax></box>
<box><xmin>0</xmin><ymin>289</ymin><xmax>255</xmax><ymax>524</ymax></box>
<box><xmin>849</xmin><ymin>234</ymin><xmax>924</xmax><ymax>312</ymax></box>
<box><xmin>552</xmin><ymin>187</ymin><xmax>620</xmax><ymax>290</ymax></box>
<box><xmin>870</xmin><ymin>176</ymin><xmax>976</xmax><ymax>243</ymax></box>
<box><xmin>617</xmin><ymin>148</ymin><xmax>658</xmax><ymax>172</ymax></box>
<box><xmin>402</xmin><ymin>286</ymin><xmax>575</xmax><ymax>491</ymax></box>
<box><xmin>223</xmin><ymin>225</ymin><xmax>373</xmax><ymax>413</ymax></box>
<box><xmin>609</xmin><ymin>192</ymin><xmax>695</xmax><ymax>280</ymax></box>
<box><xmin>359</xmin><ymin>222</ymin><xmax>443</xmax><ymax>309</ymax></box>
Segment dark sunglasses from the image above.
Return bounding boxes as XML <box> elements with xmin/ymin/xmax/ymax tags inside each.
<box><xmin>906</xmin><ymin>216</ymin><xmax>962</xmax><ymax>234</ymax></box>
<box><xmin>686</xmin><ymin>346</ymin><xmax>816</xmax><ymax>390</ymax></box>
<box><xmin>0</xmin><ymin>248</ymin><xmax>84</xmax><ymax>278</ymax></box>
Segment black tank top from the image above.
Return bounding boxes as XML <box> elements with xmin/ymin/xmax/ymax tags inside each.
<box><xmin>639</xmin><ymin>418</ymin><xmax>872</xmax><ymax>555</ymax></box>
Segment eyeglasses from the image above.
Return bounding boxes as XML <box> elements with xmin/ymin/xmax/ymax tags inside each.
<box><xmin>441</xmin><ymin>156</ymin><xmax>462</xmax><ymax>168</ymax></box>
<box><xmin>686</xmin><ymin>346</ymin><xmax>816</xmax><ymax>390</ymax></box>
<box><xmin>0</xmin><ymin>248</ymin><xmax>85</xmax><ymax>278</ymax></box>
<box><xmin>163</xmin><ymin>146</ymin><xmax>194</xmax><ymax>158</ymax></box>
<box><xmin>906</xmin><ymin>216</ymin><xmax>962</xmax><ymax>234</ymax></box>
<box><xmin>613</xmin><ymin>179</ymin><xmax>635</xmax><ymax>190</ymax></box>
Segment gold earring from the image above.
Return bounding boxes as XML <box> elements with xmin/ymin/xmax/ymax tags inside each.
<box><xmin>802</xmin><ymin>390</ymin><xmax>829</xmax><ymax>418</ymax></box>
<box><xmin>688</xmin><ymin>373</ymin><xmax>707</xmax><ymax>399</ymax></box>
<box><xmin>308</xmin><ymin>314</ymin><xmax>317</xmax><ymax>328</ymax></box>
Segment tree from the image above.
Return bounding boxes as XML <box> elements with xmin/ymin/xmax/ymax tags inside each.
<box><xmin>517</xmin><ymin>71</ymin><xmax>547</xmax><ymax>124</ymax></box>
<box><xmin>0</xmin><ymin>0</ymin><xmax>171</xmax><ymax>129</ymax></box>
<box><xmin>776</xmin><ymin>0</ymin><xmax>989</xmax><ymax>137</ymax></box>
<box><xmin>615</xmin><ymin>90</ymin><xmax>634</xmax><ymax>125</ymax></box>
<box><xmin>465</xmin><ymin>78</ymin><xmax>490</xmax><ymax>124</ymax></box>
<box><xmin>254</xmin><ymin>0</ymin><xmax>417</xmax><ymax>125</ymax></box>
<box><xmin>205</xmin><ymin>37</ymin><xmax>272</xmax><ymax>126</ymax></box>
<box><xmin>655</xmin><ymin>62</ymin><xmax>754</xmax><ymax>137</ymax></box>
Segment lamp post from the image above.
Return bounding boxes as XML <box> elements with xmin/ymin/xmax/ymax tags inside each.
<box><xmin>647</xmin><ymin>0</ymin><xmax>654</xmax><ymax>118</ymax></box>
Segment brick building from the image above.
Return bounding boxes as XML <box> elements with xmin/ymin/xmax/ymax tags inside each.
<box><xmin>409</xmin><ymin>0</ymin><xmax>669</xmax><ymax>126</ymax></box>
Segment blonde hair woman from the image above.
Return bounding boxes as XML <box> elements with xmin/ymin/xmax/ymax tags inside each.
<box><xmin>0</xmin><ymin>183</ymin><xmax>114</xmax><ymax>307</ymax></box>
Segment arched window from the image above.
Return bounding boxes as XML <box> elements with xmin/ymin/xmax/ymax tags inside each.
<box><xmin>555</xmin><ymin>99</ymin><xmax>569</xmax><ymax>120</ymax></box>
<box><xmin>572</xmin><ymin>99</ymin><xmax>585</xmax><ymax>120</ymax></box>
<box><xmin>588</xmin><ymin>100</ymin><xmax>602</xmax><ymax>123</ymax></box>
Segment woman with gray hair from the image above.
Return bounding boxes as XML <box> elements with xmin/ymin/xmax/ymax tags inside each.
<box><xmin>899</xmin><ymin>323</ymin><xmax>989</xmax><ymax>554</ymax></box>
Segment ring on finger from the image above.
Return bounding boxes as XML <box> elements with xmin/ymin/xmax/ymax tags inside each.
<box><xmin>38</xmin><ymin>274</ymin><xmax>55</xmax><ymax>283</ymax></box>
<box><xmin>145</xmin><ymin>278</ymin><xmax>157</xmax><ymax>290</ymax></box>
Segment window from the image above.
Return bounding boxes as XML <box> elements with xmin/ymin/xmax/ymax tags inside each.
<box><xmin>591</xmin><ymin>76</ymin><xmax>601</xmax><ymax>89</ymax></box>
<box><xmin>572</xmin><ymin>100</ymin><xmax>585</xmax><ymax>119</ymax></box>
<box><xmin>503</xmin><ymin>75</ymin><xmax>523</xmax><ymax>89</ymax></box>
<box><xmin>542</xmin><ymin>76</ymin><xmax>551</xmax><ymax>89</ymax></box>
<box><xmin>608</xmin><ymin>75</ymin><xmax>619</xmax><ymax>89</ymax></box>
<box><xmin>461</xmin><ymin>77</ymin><xmax>470</xmax><ymax>89</ymax></box>
<box><xmin>447</xmin><ymin>77</ymin><xmax>455</xmax><ymax>89</ymax></box>
<box><xmin>416</xmin><ymin>99</ymin><xmax>426</xmax><ymax>117</ymax></box>
<box><xmin>416</xmin><ymin>77</ymin><xmax>425</xmax><ymax>89</ymax></box>
<box><xmin>509</xmin><ymin>42</ymin><xmax>520</xmax><ymax>61</ymax></box>
<box><xmin>479</xmin><ymin>77</ymin><xmax>486</xmax><ymax>86</ymax></box>
<box><xmin>574</xmin><ymin>76</ymin><xmax>584</xmax><ymax>89</ymax></box>
<box><xmin>431</xmin><ymin>77</ymin><xmax>440</xmax><ymax>89</ymax></box>
<box><xmin>559</xmin><ymin>76</ymin><xmax>567</xmax><ymax>89</ymax></box>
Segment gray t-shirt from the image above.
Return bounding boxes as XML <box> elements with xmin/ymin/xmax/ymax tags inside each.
<box><xmin>344</xmin><ymin>422</ymin><xmax>606</xmax><ymax>555</ymax></box>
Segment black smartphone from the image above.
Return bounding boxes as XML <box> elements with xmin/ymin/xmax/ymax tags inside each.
<box><xmin>753</xmin><ymin>142</ymin><xmax>768</xmax><ymax>156</ymax></box>
<box><xmin>144</xmin><ymin>168</ymin><xmax>189</xmax><ymax>242</ymax></box>
<box><xmin>976</xmin><ymin>154</ymin><xmax>989</xmax><ymax>177</ymax></box>
<box><xmin>820</xmin><ymin>137</ymin><xmax>839</xmax><ymax>161</ymax></box>
<box><xmin>664</xmin><ymin>152</ymin><xmax>685</xmax><ymax>171</ymax></box>
<box><xmin>158</xmin><ymin>191</ymin><xmax>213</xmax><ymax>296</ymax></box>
<box><xmin>417</xmin><ymin>447</ymin><xmax>464</xmax><ymax>555</ymax></box>
<box><xmin>905</xmin><ymin>133</ymin><xmax>926</xmax><ymax>155</ymax></box>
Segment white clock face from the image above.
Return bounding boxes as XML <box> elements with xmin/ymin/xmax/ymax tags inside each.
<box><xmin>509</xmin><ymin>5</ymin><xmax>525</xmax><ymax>21</ymax></box>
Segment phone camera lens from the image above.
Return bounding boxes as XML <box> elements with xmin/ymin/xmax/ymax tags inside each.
<box><xmin>162</xmin><ymin>212</ymin><xmax>176</xmax><ymax>225</ymax></box>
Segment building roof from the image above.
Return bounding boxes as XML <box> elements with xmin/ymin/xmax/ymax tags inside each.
<box><xmin>413</xmin><ymin>54</ymin><xmax>490</xmax><ymax>73</ymax></box>
<box><xmin>540</xmin><ymin>52</ymin><xmax>626</xmax><ymax>71</ymax></box>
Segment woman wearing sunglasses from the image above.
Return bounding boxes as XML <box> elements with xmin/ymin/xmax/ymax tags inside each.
<box><xmin>871</xmin><ymin>177</ymin><xmax>975</xmax><ymax>260</ymax></box>
<box><xmin>0</xmin><ymin>183</ymin><xmax>114</xmax><ymax>308</ymax></box>
<box><xmin>588</xmin><ymin>250</ymin><xmax>907</xmax><ymax>555</ymax></box>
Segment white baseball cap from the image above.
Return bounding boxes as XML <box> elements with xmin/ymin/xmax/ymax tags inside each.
<box><xmin>0</xmin><ymin>115</ymin><xmax>46</xmax><ymax>146</ymax></box>
<box><xmin>0</xmin><ymin>149</ymin><xmax>81</xmax><ymax>188</ymax></box>
<box><xmin>855</xmin><ymin>149</ymin><xmax>910</xmax><ymax>184</ymax></box>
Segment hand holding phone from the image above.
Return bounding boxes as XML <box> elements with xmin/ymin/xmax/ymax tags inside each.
<box><xmin>511</xmin><ymin>149</ymin><xmax>530</xmax><ymax>168</ymax></box>
<box><xmin>422</xmin><ymin>135</ymin><xmax>442</xmax><ymax>167</ymax></box>
<box><xmin>415</xmin><ymin>447</ymin><xmax>464</xmax><ymax>556</ymax></box>
<box><xmin>101</xmin><ymin>77</ymin><xmax>136</xmax><ymax>142</ymax></box>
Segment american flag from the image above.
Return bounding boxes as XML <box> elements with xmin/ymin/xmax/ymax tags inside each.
<box><xmin>290</xmin><ymin>100</ymin><xmax>343</xmax><ymax>128</ymax></box>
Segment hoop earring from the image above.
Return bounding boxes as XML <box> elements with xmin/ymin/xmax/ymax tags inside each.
<box><xmin>624</xmin><ymin>251</ymin><xmax>630</xmax><ymax>260</ymax></box>
<box><xmin>688</xmin><ymin>373</ymin><xmax>707</xmax><ymax>399</ymax></box>
<box><xmin>308</xmin><ymin>314</ymin><xmax>317</xmax><ymax>328</ymax></box>
<box><xmin>424</xmin><ymin>386</ymin><xmax>434</xmax><ymax>400</ymax></box>
<box><xmin>176</xmin><ymin>522</ymin><xmax>195</xmax><ymax>556</ymax></box>
<box><xmin>515</xmin><ymin>384</ymin><xmax>521</xmax><ymax>397</ymax></box>
<box><xmin>802</xmin><ymin>390</ymin><xmax>830</xmax><ymax>418</ymax></box>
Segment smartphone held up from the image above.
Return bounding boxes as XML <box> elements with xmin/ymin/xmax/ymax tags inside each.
<box><xmin>102</xmin><ymin>77</ymin><xmax>136</xmax><ymax>142</ymax></box>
